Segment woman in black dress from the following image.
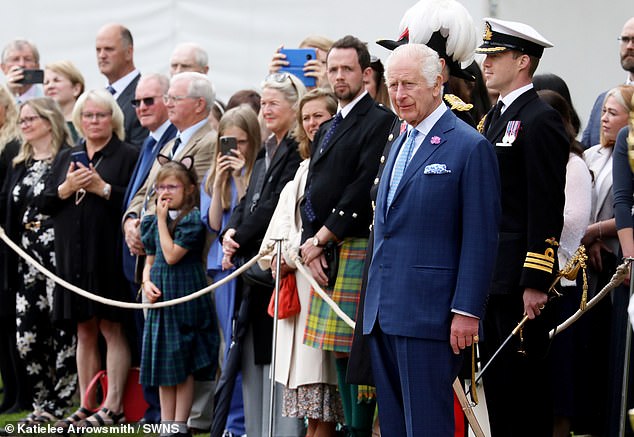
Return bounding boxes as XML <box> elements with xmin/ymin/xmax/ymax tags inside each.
<box><xmin>41</xmin><ymin>89</ymin><xmax>138</xmax><ymax>427</ymax></box>
<box><xmin>3</xmin><ymin>97</ymin><xmax>77</xmax><ymax>424</ymax></box>
<box><xmin>0</xmin><ymin>84</ymin><xmax>30</xmax><ymax>413</ymax></box>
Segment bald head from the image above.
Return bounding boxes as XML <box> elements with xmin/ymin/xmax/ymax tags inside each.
<box><xmin>169</xmin><ymin>42</ymin><xmax>209</xmax><ymax>77</ymax></box>
<box><xmin>96</xmin><ymin>23</ymin><xmax>135</xmax><ymax>82</ymax></box>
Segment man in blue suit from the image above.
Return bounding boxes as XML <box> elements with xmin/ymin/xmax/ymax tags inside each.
<box><xmin>121</xmin><ymin>73</ymin><xmax>177</xmax><ymax>424</ymax></box>
<box><xmin>363</xmin><ymin>43</ymin><xmax>500</xmax><ymax>436</ymax></box>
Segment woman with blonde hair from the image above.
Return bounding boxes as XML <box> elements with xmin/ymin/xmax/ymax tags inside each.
<box><xmin>582</xmin><ymin>85</ymin><xmax>634</xmax><ymax>289</ymax></box>
<box><xmin>200</xmin><ymin>104</ymin><xmax>261</xmax><ymax>436</ymax></box>
<box><xmin>44</xmin><ymin>61</ymin><xmax>85</xmax><ymax>143</ymax></box>
<box><xmin>2</xmin><ymin>97</ymin><xmax>77</xmax><ymax>424</ymax></box>
<box><xmin>42</xmin><ymin>89</ymin><xmax>138</xmax><ymax>428</ymax></box>
<box><xmin>0</xmin><ymin>83</ymin><xmax>30</xmax><ymax>414</ymax></box>
<box><xmin>261</xmin><ymin>88</ymin><xmax>343</xmax><ymax>437</ymax></box>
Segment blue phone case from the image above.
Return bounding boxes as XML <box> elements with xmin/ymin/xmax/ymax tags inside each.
<box><xmin>280</xmin><ymin>48</ymin><xmax>316</xmax><ymax>67</ymax></box>
<box><xmin>279</xmin><ymin>48</ymin><xmax>317</xmax><ymax>87</ymax></box>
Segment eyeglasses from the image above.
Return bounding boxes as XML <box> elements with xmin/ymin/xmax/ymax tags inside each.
<box><xmin>618</xmin><ymin>36</ymin><xmax>634</xmax><ymax>45</ymax></box>
<box><xmin>81</xmin><ymin>112</ymin><xmax>112</xmax><ymax>121</ymax></box>
<box><xmin>265</xmin><ymin>72</ymin><xmax>299</xmax><ymax>96</ymax></box>
<box><xmin>131</xmin><ymin>96</ymin><xmax>161</xmax><ymax>108</ymax></box>
<box><xmin>163</xmin><ymin>94</ymin><xmax>196</xmax><ymax>104</ymax></box>
<box><xmin>155</xmin><ymin>183</ymin><xmax>183</xmax><ymax>193</ymax></box>
<box><xmin>18</xmin><ymin>115</ymin><xmax>41</xmax><ymax>126</ymax></box>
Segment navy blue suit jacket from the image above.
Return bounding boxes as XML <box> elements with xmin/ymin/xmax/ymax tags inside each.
<box><xmin>363</xmin><ymin>109</ymin><xmax>501</xmax><ymax>340</ymax></box>
<box><xmin>121</xmin><ymin>123</ymin><xmax>177</xmax><ymax>282</ymax></box>
<box><xmin>581</xmin><ymin>91</ymin><xmax>605</xmax><ymax>149</ymax></box>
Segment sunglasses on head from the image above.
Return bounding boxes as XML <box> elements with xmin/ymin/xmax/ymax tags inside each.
<box><xmin>131</xmin><ymin>96</ymin><xmax>159</xmax><ymax>108</ymax></box>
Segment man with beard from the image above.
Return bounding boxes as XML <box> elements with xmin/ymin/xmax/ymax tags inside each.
<box><xmin>581</xmin><ymin>16</ymin><xmax>634</xmax><ymax>148</ymax></box>
<box><xmin>299</xmin><ymin>35</ymin><xmax>396</xmax><ymax>436</ymax></box>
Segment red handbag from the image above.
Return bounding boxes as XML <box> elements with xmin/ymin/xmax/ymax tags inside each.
<box><xmin>267</xmin><ymin>274</ymin><xmax>301</xmax><ymax>319</ymax></box>
<box><xmin>84</xmin><ymin>367</ymin><xmax>148</xmax><ymax>422</ymax></box>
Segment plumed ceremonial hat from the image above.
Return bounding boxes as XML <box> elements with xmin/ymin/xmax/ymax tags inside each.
<box><xmin>376</xmin><ymin>0</ymin><xmax>478</xmax><ymax>81</ymax></box>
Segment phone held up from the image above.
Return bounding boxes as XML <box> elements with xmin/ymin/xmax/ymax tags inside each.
<box><xmin>17</xmin><ymin>69</ymin><xmax>44</xmax><ymax>85</ymax></box>
<box><xmin>70</xmin><ymin>150</ymin><xmax>90</xmax><ymax>168</ymax></box>
<box><xmin>279</xmin><ymin>48</ymin><xmax>317</xmax><ymax>88</ymax></box>
<box><xmin>220</xmin><ymin>136</ymin><xmax>238</xmax><ymax>156</ymax></box>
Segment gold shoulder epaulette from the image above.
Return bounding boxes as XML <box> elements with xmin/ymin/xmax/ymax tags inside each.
<box><xmin>444</xmin><ymin>93</ymin><xmax>473</xmax><ymax>112</ymax></box>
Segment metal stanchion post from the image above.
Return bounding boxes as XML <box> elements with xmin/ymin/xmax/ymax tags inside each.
<box><xmin>268</xmin><ymin>239</ymin><xmax>284</xmax><ymax>437</ymax></box>
<box><xmin>620</xmin><ymin>257</ymin><xmax>634</xmax><ymax>436</ymax></box>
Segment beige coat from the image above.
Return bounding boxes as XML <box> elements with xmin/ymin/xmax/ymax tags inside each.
<box><xmin>259</xmin><ymin>160</ymin><xmax>338</xmax><ymax>388</ymax></box>
<box><xmin>124</xmin><ymin>121</ymin><xmax>216</xmax><ymax>221</ymax></box>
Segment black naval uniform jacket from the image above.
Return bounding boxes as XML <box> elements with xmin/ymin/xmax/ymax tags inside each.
<box><xmin>483</xmin><ymin>87</ymin><xmax>568</xmax><ymax>294</ymax></box>
<box><xmin>300</xmin><ymin>93</ymin><xmax>396</xmax><ymax>242</ymax></box>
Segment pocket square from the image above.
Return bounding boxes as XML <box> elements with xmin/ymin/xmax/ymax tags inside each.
<box><xmin>424</xmin><ymin>163</ymin><xmax>451</xmax><ymax>175</ymax></box>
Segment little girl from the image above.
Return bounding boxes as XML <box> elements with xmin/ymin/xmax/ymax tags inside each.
<box><xmin>140</xmin><ymin>156</ymin><xmax>219</xmax><ymax>436</ymax></box>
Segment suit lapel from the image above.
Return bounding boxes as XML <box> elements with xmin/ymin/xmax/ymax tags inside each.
<box><xmin>389</xmin><ymin>111</ymin><xmax>456</xmax><ymax>211</ymax></box>
<box><xmin>266</xmin><ymin>136</ymin><xmax>290</xmax><ymax>179</ymax></box>
<box><xmin>313</xmin><ymin>94</ymin><xmax>372</xmax><ymax>165</ymax></box>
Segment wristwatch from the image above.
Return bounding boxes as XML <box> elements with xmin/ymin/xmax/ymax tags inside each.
<box><xmin>102</xmin><ymin>183</ymin><xmax>112</xmax><ymax>199</ymax></box>
<box><xmin>312</xmin><ymin>236</ymin><xmax>323</xmax><ymax>247</ymax></box>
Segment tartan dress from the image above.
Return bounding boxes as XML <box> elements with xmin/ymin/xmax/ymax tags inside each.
<box><xmin>139</xmin><ymin>208</ymin><xmax>219</xmax><ymax>386</ymax></box>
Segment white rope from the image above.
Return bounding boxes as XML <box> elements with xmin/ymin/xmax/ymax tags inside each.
<box><xmin>1</xmin><ymin>225</ymin><xmax>355</xmax><ymax>327</ymax></box>
<box><xmin>549</xmin><ymin>260</ymin><xmax>630</xmax><ymax>338</ymax></box>
<box><xmin>0</xmin><ymin>226</ymin><xmax>270</xmax><ymax>309</ymax></box>
<box><xmin>285</xmin><ymin>245</ymin><xmax>356</xmax><ymax>329</ymax></box>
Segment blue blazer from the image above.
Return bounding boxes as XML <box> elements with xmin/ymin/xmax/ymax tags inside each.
<box><xmin>122</xmin><ymin>123</ymin><xmax>178</xmax><ymax>282</ymax></box>
<box><xmin>363</xmin><ymin>109</ymin><xmax>501</xmax><ymax>340</ymax></box>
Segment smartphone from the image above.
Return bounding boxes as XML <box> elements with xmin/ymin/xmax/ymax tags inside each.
<box><xmin>279</xmin><ymin>48</ymin><xmax>317</xmax><ymax>87</ymax></box>
<box><xmin>17</xmin><ymin>69</ymin><xmax>44</xmax><ymax>85</ymax></box>
<box><xmin>220</xmin><ymin>136</ymin><xmax>238</xmax><ymax>156</ymax></box>
<box><xmin>71</xmin><ymin>150</ymin><xmax>90</xmax><ymax>168</ymax></box>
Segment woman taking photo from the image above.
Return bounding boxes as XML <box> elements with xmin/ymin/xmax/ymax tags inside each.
<box><xmin>2</xmin><ymin>97</ymin><xmax>77</xmax><ymax>424</ymax></box>
<box><xmin>42</xmin><ymin>89</ymin><xmax>138</xmax><ymax>427</ymax></box>
<box><xmin>201</xmin><ymin>104</ymin><xmax>260</xmax><ymax>437</ymax></box>
<box><xmin>260</xmin><ymin>88</ymin><xmax>344</xmax><ymax>437</ymax></box>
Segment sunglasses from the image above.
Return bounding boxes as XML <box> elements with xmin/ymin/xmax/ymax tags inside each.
<box><xmin>131</xmin><ymin>96</ymin><xmax>160</xmax><ymax>108</ymax></box>
<box><xmin>265</xmin><ymin>72</ymin><xmax>299</xmax><ymax>96</ymax></box>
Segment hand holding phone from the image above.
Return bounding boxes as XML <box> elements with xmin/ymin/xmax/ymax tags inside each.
<box><xmin>220</xmin><ymin>136</ymin><xmax>238</xmax><ymax>156</ymax></box>
<box><xmin>17</xmin><ymin>69</ymin><xmax>44</xmax><ymax>85</ymax></box>
<box><xmin>279</xmin><ymin>48</ymin><xmax>317</xmax><ymax>87</ymax></box>
<box><xmin>71</xmin><ymin>150</ymin><xmax>90</xmax><ymax>168</ymax></box>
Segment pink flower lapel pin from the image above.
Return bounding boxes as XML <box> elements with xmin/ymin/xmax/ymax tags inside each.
<box><xmin>430</xmin><ymin>136</ymin><xmax>441</xmax><ymax>145</ymax></box>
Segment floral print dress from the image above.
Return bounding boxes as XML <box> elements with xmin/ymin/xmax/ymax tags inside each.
<box><xmin>11</xmin><ymin>159</ymin><xmax>77</xmax><ymax>418</ymax></box>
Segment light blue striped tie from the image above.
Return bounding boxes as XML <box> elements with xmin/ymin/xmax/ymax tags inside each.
<box><xmin>387</xmin><ymin>129</ymin><xmax>418</xmax><ymax>207</ymax></box>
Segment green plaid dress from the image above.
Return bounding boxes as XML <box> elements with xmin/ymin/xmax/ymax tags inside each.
<box><xmin>303</xmin><ymin>238</ymin><xmax>368</xmax><ymax>353</ymax></box>
<box><xmin>139</xmin><ymin>209</ymin><xmax>219</xmax><ymax>386</ymax></box>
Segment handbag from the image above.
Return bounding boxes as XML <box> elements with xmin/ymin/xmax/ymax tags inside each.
<box><xmin>243</xmin><ymin>262</ymin><xmax>275</xmax><ymax>288</ymax></box>
<box><xmin>267</xmin><ymin>274</ymin><xmax>301</xmax><ymax>319</ymax></box>
<box><xmin>84</xmin><ymin>367</ymin><xmax>148</xmax><ymax>422</ymax></box>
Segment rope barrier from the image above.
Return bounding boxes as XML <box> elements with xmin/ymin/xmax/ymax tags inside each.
<box><xmin>0</xmin><ymin>226</ymin><xmax>269</xmax><ymax>309</ymax></box>
<box><xmin>0</xmin><ymin>226</ymin><xmax>356</xmax><ymax>326</ymax></box>
<box><xmin>284</xmin><ymin>244</ymin><xmax>356</xmax><ymax>329</ymax></box>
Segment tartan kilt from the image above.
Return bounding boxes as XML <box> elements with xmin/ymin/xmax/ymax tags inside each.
<box><xmin>303</xmin><ymin>238</ymin><xmax>367</xmax><ymax>353</ymax></box>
